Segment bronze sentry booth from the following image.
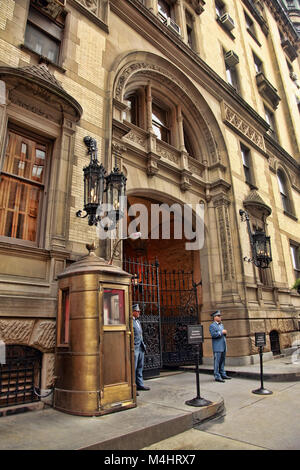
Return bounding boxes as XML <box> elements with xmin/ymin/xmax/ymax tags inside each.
<box><xmin>54</xmin><ymin>243</ymin><xmax>136</xmax><ymax>416</ymax></box>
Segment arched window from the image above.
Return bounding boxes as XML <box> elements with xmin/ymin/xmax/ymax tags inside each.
<box><xmin>152</xmin><ymin>101</ymin><xmax>170</xmax><ymax>143</ymax></box>
<box><xmin>277</xmin><ymin>169</ymin><xmax>293</xmax><ymax>214</ymax></box>
<box><xmin>124</xmin><ymin>85</ymin><xmax>199</xmax><ymax>157</ymax></box>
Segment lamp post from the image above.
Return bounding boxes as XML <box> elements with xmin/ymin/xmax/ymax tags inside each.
<box><xmin>76</xmin><ymin>137</ymin><xmax>127</xmax><ymax>228</ymax></box>
<box><xmin>239</xmin><ymin>209</ymin><xmax>272</xmax><ymax>269</ymax></box>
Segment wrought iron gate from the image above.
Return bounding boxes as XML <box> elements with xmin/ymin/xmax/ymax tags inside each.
<box><xmin>123</xmin><ymin>257</ymin><xmax>162</xmax><ymax>378</ymax></box>
<box><xmin>0</xmin><ymin>345</ymin><xmax>42</xmax><ymax>408</ymax></box>
<box><xmin>124</xmin><ymin>257</ymin><xmax>201</xmax><ymax>376</ymax></box>
<box><xmin>160</xmin><ymin>269</ymin><xmax>200</xmax><ymax>367</ymax></box>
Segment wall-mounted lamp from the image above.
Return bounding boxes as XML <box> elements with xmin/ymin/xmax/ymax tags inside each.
<box><xmin>76</xmin><ymin>137</ymin><xmax>127</xmax><ymax>227</ymax></box>
<box><xmin>239</xmin><ymin>209</ymin><xmax>272</xmax><ymax>269</ymax></box>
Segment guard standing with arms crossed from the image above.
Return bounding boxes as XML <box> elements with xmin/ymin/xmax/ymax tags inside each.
<box><xmin>132</xmin><ymin>304</ymin><xmax>150</xmax><ymax>395</ymax></box>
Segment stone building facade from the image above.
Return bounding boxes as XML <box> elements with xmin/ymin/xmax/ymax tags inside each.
<box><xmin>0</xmin><ymin>0</ymin><xmax>299</xmax><ymax>407</ymax></box>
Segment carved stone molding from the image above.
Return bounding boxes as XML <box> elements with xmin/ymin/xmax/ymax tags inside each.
<box><xmin>147</xmin><ymin>152</ymin><xmax>160</xmax><ymax>177</ymax></box>
<box><xmin>156</xmin><ymin>142</ymin><xmax>180</xmax><ymax>165</ymax></box>
<box><xmin>77</xmin><ymin>0</ymin><xmax>99</xmax><ymax>15</ymax></box>
<box><xmin>214</xmin><ymin>200</ymin><xmax>235</xmax><ymax>281</ymax></box>
<box><xmin>186</xmin><ymin>0</ymin><xmax>206</xmax><ymax>15</ymax></box>
<box><xmin>9</xmin><ymin>89</ymin><xmax>59</xmax><ymax>123</ymax></box>
<box><xmin>222</xmin><ymin>101</ymin><xmax>266</xmax><ymax>152</ymax></box>
<box><xmin>123</xmin><ymin>129</ymin><xmax>147</xmax><ymax>149</ymax></box>
<box><xmin>180</xmin><ymin>170</ymin><xmax>192</xmax><ymax>192</ymax></box>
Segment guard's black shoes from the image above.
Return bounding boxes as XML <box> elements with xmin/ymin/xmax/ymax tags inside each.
<box><xmin>137</xmin><ymin>386</ymin><xmax>151</xmax><ymax>391</ymax></box>
<box><xmin>222</xmin><ymin>376</ymin><xmax>232</xmax><ymax>380</ymax></box>
<box><xmin>215</xmin><ymin>378</ymin><xmax>225</xmax><ymax>383</ymax></box>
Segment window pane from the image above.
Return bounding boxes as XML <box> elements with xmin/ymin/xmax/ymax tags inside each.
<box><xmin>0</xmin><ymin>129</ymin><xmax>46</xmax><ymax>242</ymax></box>
<box><xmin>103</xmin><ymin>289</ymin><xmax>125</xmax><ymax>325</ymax></box>
<box><xmin>25</xmin><ymin>23</ymin><xmax>60</xmax><ymax>63</ymax></box>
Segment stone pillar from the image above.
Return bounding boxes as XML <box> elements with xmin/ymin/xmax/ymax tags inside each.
<box><xmin>175</xmin><ymin>0</ymin><xmax>185</xmax><ymax>39</ymax></box>
<box><xmin>146</xmin><ymin>82</ymin><xmax>153</xmax><ymax>133</ymax></box>
<box><xmin>49</xmin><ymin>118</ymin><xmax>77</xmax><ymax>251</ymax></box>
<box><xmin>0</xmin><ymin>81</ymin><xmax>7</xmax><ymax>160</ymax></box>
<box><xmin>177</xmin><ymin>104</ymin><xmax>186</xmax><ymax>152</ymax></box>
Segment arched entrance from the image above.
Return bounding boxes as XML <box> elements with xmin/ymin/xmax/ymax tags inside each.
<box><xmin>270</xmin><ymin>330</ymin><xmax>281</xmax><ymax>356</ymax></box>
<box><xmin>0</xmin><ymin>345</ymin><xmax>42</xmax><ymax>408</ymax></box>
<box><xmin>123</xmin><ymin>195</ymin><xmax>202</xmax><ymax>376</ymax></box>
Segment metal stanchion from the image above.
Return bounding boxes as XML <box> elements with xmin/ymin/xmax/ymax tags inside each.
<box><xmin>252</xmin><ymin>333</ymin><xmax>273</xmax><ymax>396</ymax></box>
<box><xmin>185</xmin><ymin>325</ymin><xmax>212</xmax><ymax>407</ymax></box>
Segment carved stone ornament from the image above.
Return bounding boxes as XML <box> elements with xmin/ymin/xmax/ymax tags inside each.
<box><xmin>186</xmin><ymin>0</ymin><xmax>206</xmax><ymax>15</ymax></box>
<box><xmin>124</xmin><ymin>130</ymin><xmax>147</xmax><ymax>149</ymax></box>
<box><xmin>222</xmin><ymin>102</ymin><xmax>265</xmax><ymax>152</ymax></box>
<box><xmin>31</xmin><ymin>0</ymin><xmax>65</xmax><ymax>20</ymax></box>
<box><xmin>77</xmin><ymin>0</ymin><xmax>99</xmax><ymax>15</ymax></box>
<box><xmin>213</xmin><ymin>196</ymin><xmax>235</xmax><ymax>281</ymax></box>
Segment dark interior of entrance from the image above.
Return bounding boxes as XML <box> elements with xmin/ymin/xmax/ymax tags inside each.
<box><xmin>0</xmin><ymin>345</ymin><xmax>42</xmax><ymax>409</ymax></box>
<box><xmin>124</xmin><ymin>196</ymin><xmax>202</xmax><ymax>377</ymax></box>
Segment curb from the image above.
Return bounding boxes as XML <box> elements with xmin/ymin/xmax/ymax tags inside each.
<box><xmin>78</xmin><ymin>393</ymin><xmax>224</xmax><ymax>450</ymax></box>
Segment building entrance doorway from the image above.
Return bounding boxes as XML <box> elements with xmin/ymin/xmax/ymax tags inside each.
<box><xmin>123</xmin><ymin>195</ymin><xmax>202</xmax><ymax>377</ymax></box>
<box><xmin>270</xmin><ymin>330</ymin><xmax>281</xmax><ymax>356</ymax></box>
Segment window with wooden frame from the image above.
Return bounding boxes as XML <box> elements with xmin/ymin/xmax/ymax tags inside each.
<box><xmin>290</xmin><ymin>243</ymin><xmax>300</xmax><ymax>280</ymax></box>
<box><xmin>103</xmin><ymin>288</ymin><xmax>125</xmax><ymax>326</ymax></box>
<box><xmin>225</xmin><ymin>62</ymin><xmax>239</xmax><ymax>92</ymax></box>
<box><xmin>24</xmin><ymin>4</ymin><xmax>65</xmax><ymax>65</ymax></box>
<box><xmin>152</xmin><ymin>102</ymin><xmax>170</xmax><ymax>144</ymax></box>
<box><xmin>185</xmin><ymin>10</ymin><xmax>195</xmax><ymax>49</ymax></box>
<box><xmin>277</xmin><ymin>169</ymin><xmax>293</xmax><ymax>214</ymax></box>
<box><xmin>245</xmin><ymin>11</ymin><xmax>257</xmax><ymax>40</ymax></box>
<box><xmin>240</xmin><ymin>143</ymin><xmax>254</xmax><ymax>186</ymax></box>
<box><xmin>125</xmin><ymin>94</ymin><xmax>140</xmax><ymax>126</ymax></box>
<box><xmin>0</xmin><ymin>129</ymin><xmax>49</xmax><ymax>244</ymax></box>
<box><xmin>158</xmin><ymin>0</ymin><xmax>174</xmax><ymax>20</ymax></box>
<box><xmin>265</xmin><ymin>106</ymin><xmax>278</xmax><ymax>141</ymax></box>
<box><xmin>253</xmin><ymin>52</ymin><xmax>263</xmax><ymax>74</ymax></box>
<box><xmin>57</xmin><ymin>288</ymin><xmax>70</xmax><ymax>346</ymax></box>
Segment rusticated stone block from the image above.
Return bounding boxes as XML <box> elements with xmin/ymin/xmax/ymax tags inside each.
<box><xmin>0</xmin><ymin>319</ymin><xmax>34</xmax><ymax>343</ymax></box>
<box><xmin>29</xmin><ymin>320</ymin><xmax>56</xmax><ymax>352</ymax></box>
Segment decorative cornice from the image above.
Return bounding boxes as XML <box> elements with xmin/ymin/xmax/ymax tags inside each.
<box><xmin>0</xmin><ymin>64</ymin><xmax>82</xmax><ymax>120</ymax></box>
<box><xmin>222</xmin><ymin>102</ymin><xmax>266</xmax><ymax>152</ymax></box>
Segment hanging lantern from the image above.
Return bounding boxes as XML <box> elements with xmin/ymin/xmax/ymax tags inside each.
<box><xmin>76</xmin><ymin>136</ymin><xmax>106</xmax><ymax>226</ymax></box>
<box><xmin>240</xmin><ymin>209</ymin><xmax>272</xmax><ymax>269</ymax></box>
<box><xmin>105</xmin><ymin>165</ymin><xmax>127</xmax><ymax>223</ymax></box>
<box><xmin>252</xmin><ymin>230</ymin><xmax>272</xmax><ymax>269</ymax></box>
<box><xmin>76</xmin><ymin>137</ymin><xmax>127</xmax><ymax>228</ymax></box>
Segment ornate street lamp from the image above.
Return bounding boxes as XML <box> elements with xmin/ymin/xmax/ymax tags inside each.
<box><xmin>239</xmin><ymin>209</ymin><xmax>272</xmax><ymax>269</ymax></box>
<box><xmin>106</xmin><ymin>165</ymin><xmax>127</xmax><ymax>223</ymax></box>
<box><xmin>76</xmin><ymin>137</ymin><xmax>127</xmax><ymax>227</ymax></box>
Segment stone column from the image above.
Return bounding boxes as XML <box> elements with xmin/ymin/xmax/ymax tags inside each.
<box><xmin>146</xmin><ymin>82</ymin><xmax>153</xmax><ymax>133</ymax></box>
<box><xmin>175</xmin><ymin>0</ymin><xmax>185</xmax><ymax>39</ymax></box>
<box><xmin>0</xmin><ymin>81</ymin><xmax>8</xmax><ymax>161</ymax></box>
<box><xmin>49</xmin><ymin>118</ymin><xmax>77</xmax><ymax>251</ymax></box>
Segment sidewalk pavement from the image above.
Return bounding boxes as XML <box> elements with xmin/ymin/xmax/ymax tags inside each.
<box><xmin>0</xmin><ymin>355</ymin><xmax>299</xmax><ymax>450</ymax></box>
<box><xmin>182</xmin><ymin>353</ymin><xmax>300</xmax><ymax>382</ymax></box>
